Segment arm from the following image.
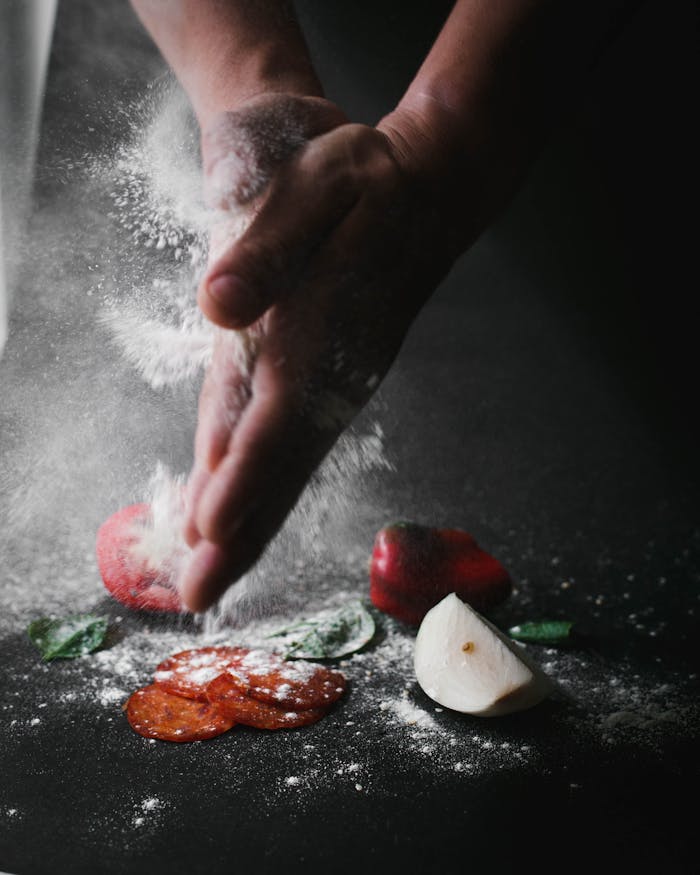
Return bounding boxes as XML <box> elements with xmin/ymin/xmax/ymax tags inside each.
<box><xmin>380</xmin><ymin>0</ymin><xmax>640</xmax><ymax>250</ymax></box>
<box><xmin>129</xmin><ymin>0</ymin><xmax>324</xmax><ymax>124</ymax></box>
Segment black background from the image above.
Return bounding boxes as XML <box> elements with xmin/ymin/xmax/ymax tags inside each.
<box><xmin>1</xmin><ymin>1</ymin><xmax>698</xmax><ymax>873</ymax></box>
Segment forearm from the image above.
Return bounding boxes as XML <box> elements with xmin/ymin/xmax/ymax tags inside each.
<box><xmin>130</xmin><ymin>0</ymin><xmax>323</xmax><ymax>126</ymax></box>
<box><xmin>382</xmin><ymin>0</ymin><xmax>641</xmax><ymax>245</ymax></box>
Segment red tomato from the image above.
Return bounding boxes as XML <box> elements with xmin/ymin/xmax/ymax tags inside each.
<box><xmin>96</xmin><ymin>503</ymin><xmax>184</xmax><ymax>613</ymax></box>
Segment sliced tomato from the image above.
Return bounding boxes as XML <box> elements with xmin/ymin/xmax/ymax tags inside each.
<box><xmin>154</xmin><ymin>646</ymin><xmax>248</xmax><ymax>700</ymax></box>
<box><xmin>96</xmin><ymin>503</ymin><xmax>184</xmax><ymax>613</ymax></box>
<box><xmin>125</xmin><ymin>684</ymin><xmax>235</xmax><ymax>742</ymax></box>
<box><xmin>206</xmin><ymin>674</ymin><xmax>330</xmax><ymax>730</ymax></box>
<box><xmin>223</xmin><ymin>648</ymin><xmax>347</xmax><ymax>710</ymax></box>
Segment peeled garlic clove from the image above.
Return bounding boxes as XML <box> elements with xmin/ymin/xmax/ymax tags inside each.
<box><xmin>414</xmin><ymin>593</ymin><xmax>553</xmax><ymax>717</ymax></box>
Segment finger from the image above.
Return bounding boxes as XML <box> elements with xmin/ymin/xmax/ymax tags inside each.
<box><xmin>182</xmin><ymin>462</ymin><xmax>209</xmax><ymax>549</ymax></box>
<box><xmin>184</xmin><ymin>407</ymin><xmax>229</xmax><ymax>549</ymax></box>
<box><xmin>198</xmin><ymin>125</ymin><xmax>366</xmax><ymax>329</ymax></box>
<box><xmin>185</xmin><ymin>330</ymin><xmax>255</xmax><ymax>546</ymax></box>
<box><xmin>178</xmin><ymin>540</ymin><xmax>233</xmax><ymax>613</ymax></box>
<box><xmin>194</xmin><ymin>332</ymin><xmax>254</xmax><ymax>471</ymax></box>
<box><xmin>179</xmin><ymin>468</ymin><xmax>319</xmax><ymax>613</ymax></box>
<box><xmin>193</xmin><ymin>349</ymin><xmax>309</xmax><ymax>545</ymax></box>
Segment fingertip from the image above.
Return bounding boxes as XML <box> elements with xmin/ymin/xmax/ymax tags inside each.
<box><xmin>183</xmin><ymin>517</ymin><xmax>201</xmax><ymax>550</ymax></box>
<box><xmin>198</xmin><ymin>272</ymin><xmax>263</xmax><ymax>329</ymax></box>
<box><xmin>208</xmin><ymin>273</ymin><xmax>250</xmax><ymax>311</ymax></box>
<box><xmin>178</xmin><ymin>541</ymin><xmax>234</xmax><ymax>613</ymax></box>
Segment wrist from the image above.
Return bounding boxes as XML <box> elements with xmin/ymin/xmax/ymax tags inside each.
<box><xmin>378</xmin><ymin>92</ymin><xmax>489</xmax><ymax>255</ymax></box>
<box><xmin>131</xmin><ymin>0</ymin><xmax>324</xmax><ymax>129</ymax></box>
<box><xmin>380</xmin><ymin>85</ymin><xmax>529</xmax><ymax>254</ymax></box>
<box><xmin>188</xmin><ymin>42</ymin><xmax>324</xmax><ymax>129</ymax></box>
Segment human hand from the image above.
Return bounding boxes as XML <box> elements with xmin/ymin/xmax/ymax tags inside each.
<box><xmin>178</xmin><ymin>97</ymin><xmax>463</xmax><ymax>612</ymax></box>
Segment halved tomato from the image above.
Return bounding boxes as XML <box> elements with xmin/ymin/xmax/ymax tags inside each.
<box><xmin>96</xmin><ymin>503</ymin><xmax>184</xmax><ymax>613</ymax></box>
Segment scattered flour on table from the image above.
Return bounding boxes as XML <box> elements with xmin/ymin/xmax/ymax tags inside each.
<box><xmin>131</xmin><ymin>796</ymin><xmax>167</xmax><ymax>829</ymax></box>
<box><xmin>380</xmin><ymin>694</ymin><xmax>440</xmax><ymax>730</ymax></box>
<box><xmin>6</xmin><ymin>581</ymin><xmax>694</xmax><ymax>805</ymax></box>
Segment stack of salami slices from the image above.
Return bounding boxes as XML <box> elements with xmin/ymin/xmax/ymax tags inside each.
<box><xmin>125</xmin><ymin>646</ymin><xmax>347</xmax><ymax>742</ymax></box>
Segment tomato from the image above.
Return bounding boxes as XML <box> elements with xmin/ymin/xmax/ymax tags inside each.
<box><xmin>96</xmin><ymin>503</ymin><xmax>184</xmax><ymax>613</ymax></box>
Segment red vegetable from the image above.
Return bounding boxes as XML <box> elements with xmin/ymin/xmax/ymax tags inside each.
<box><xmin>369</xmin><ymin>522</ymin><xmax>512</xmax><ymax>625</ymax></box>
<box><xmin>96</xmin><ymin>503</ymin><xmax>184</xmax><ymax>613</ymax></box>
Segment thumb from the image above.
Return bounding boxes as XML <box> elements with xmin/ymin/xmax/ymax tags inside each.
<box><xmin>198</xmin><ymin>127</ymin><xmax>360</xmax><ymax>329</ymax></box>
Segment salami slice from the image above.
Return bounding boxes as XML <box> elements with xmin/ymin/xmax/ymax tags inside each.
<box><xmin>206</xmin><ymin>674</ymin><xmax>330</xmax><ymax>730</ymax></box>
<box><xmin>154</xmin><ymin>646</ymin><xmax>248</xmax><ymax>700</ymax></box>
<box><xmin>125</xmin><ymin>684</ymin><xmax>235</xmax><ymax>742</ymax></box>
<box><xmin>96</xmin><ymin>503</ymin><xmax>184</xmax><ymax>613</ymax></box>
<box><xmin>222</xmin><ymin>648</ymin><xmax>347</xmax><ymax>710</ymax></box>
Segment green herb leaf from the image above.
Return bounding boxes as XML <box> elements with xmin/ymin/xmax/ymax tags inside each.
<box><xmin>267</xmin><ymin>600</ymin><xmax>376</xmax><ymax>660</ymax></box>
<box><xmin>508</xmin><ymin>620</ymin><xmax>573</xmax><ymax>645</ymax></box>
<box><xmin>27</xmin><ymin>614</ymin><xmax>109</xmax><ymax>661</ymax></box>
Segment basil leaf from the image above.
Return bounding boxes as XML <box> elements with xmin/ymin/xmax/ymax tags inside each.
<box><xmin>27</xmin><ymin>614</ymin><xmax>109</xmax><ymax>661</ymax></box>
<box><xmin>508</xmin><ymin>620</ymin><xmax>573</xmax><ymax>645</ymax></box>
<box><xmin>267</xmin><ymin>600</ymin><xmax>376</xmax><ymax>659</ymax></box>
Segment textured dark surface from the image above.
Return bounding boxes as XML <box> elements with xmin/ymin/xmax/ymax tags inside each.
<box><xmin>1</xmin><ymin>2</ymin><xmax>698</xmax><ymax>874</ymax></box>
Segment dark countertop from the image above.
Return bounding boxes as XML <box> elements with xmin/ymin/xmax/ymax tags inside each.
<box><xmin>1</xmin><ymin>2</ymin><xmax>698</xmax><ymax>874</ymax></box>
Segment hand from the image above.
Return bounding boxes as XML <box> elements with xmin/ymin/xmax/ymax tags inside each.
<box><xmin>178</xmin><ymin>97</ymin><xmax>462</xmax><ymax>612</ymax></box>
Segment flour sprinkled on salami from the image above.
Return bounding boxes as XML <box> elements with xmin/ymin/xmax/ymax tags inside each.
<box><xmin>206</xmin><ymin>674</ymin><xmax>331</xmax><ymax>730</ymax></box>
<box><xmin>222</xmin><ymin>648</ymin><xmax>346</xmax><ymax>710</ymax></box>
<box><xmin>154</xmin><ymin>646</ymin><xmax>248</xmax><ymax>700</ymax></box>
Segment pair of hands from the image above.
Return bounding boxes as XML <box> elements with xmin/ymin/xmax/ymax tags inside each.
<box><xmin>178</xmin><ymin>93</ymin><xmax>463</xmax><ymax>612</ymax></box>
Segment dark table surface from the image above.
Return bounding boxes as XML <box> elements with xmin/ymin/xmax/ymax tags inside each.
<box><xmin>1</xmin><ymin>2</ymin><xmax>698</xmax><ymax>874</ymax></box>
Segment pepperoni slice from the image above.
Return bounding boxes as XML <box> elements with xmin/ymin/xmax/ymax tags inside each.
<box><xmin>154</xmin><ymin>646</ymin><xmax>248</xmax><ymax>700</ymax></box>
<box><xmin>222</xmin><ymin>648</ymin><xmax>347</xmax><ymax>710</ymax></box>
<box><xmin>206</xmin><ymin>674</ymin><xmax>330</xmax><ymax>730</ymax></box>
<box><xmin>125</xmin><ymin>684</ymin><xmax>235</xmax><ymax>742</ymax></box>
<box><xmin>96</xmin><ymin>503</ymin><xmax>184</xmax><ymax>613</ymax></box>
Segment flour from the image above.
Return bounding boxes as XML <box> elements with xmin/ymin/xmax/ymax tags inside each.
<box><xmin>99</xmin><ymin>85</ymin><xmax>213</xmax><ymax>391</ymax></box>
<box><xmin>129</xmin><ymin>463</ymin><xmax>190</xmax><ymax>583</ymax></box>
<box><xmin>379</xmin><ymin>694</ymin><xmax>440</xmax><ymax>731</ymax></box>
<box><xmin>99</xmin><ymin>304</ymin><xmax>213</xmax><ymax>390</ymax></box>
<box><xmin>131</xmin><ymin>796</ymin><xmax>167</xmax><ymax>829</ymax></box>
<box><xmin>139</xmin><ymin>797</ymin><xmax>164</xmax><ymax>812</ymax></box>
